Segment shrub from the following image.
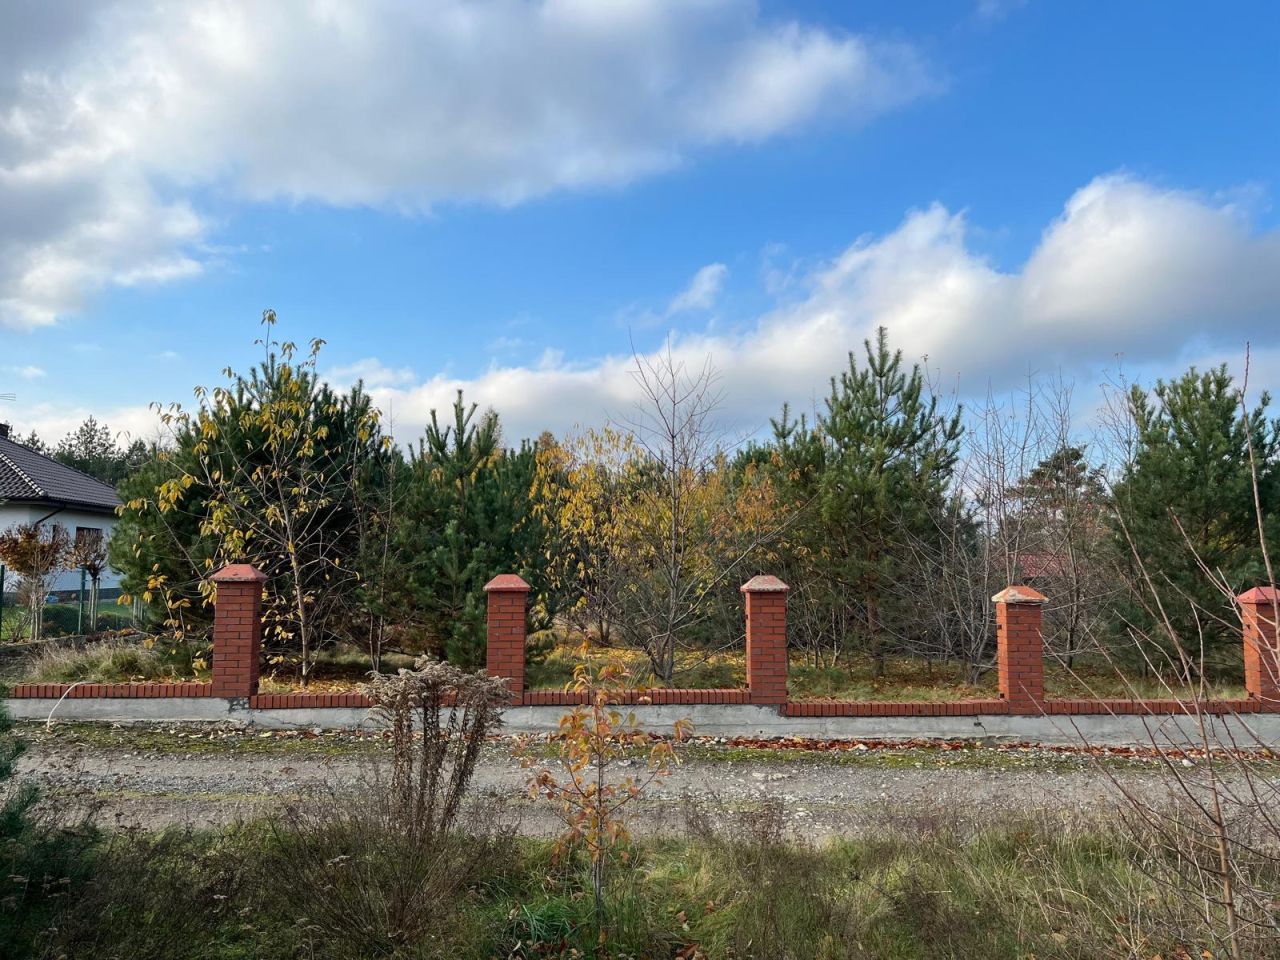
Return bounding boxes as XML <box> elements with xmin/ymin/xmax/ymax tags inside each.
<box><xmin>267</xmin><ymin>657</ymin><xmax>513</xmax><ymax>956</ymax></box>
<box><xmin>0</xmin><ymin>701</ymin><xmax>97</xmax><ymax>957</ymax></box>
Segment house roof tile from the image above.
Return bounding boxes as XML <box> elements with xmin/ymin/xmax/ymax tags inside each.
<box><xmin>0</xmin><ymin>435</ymin><xmax>121</xmax><ymax>513</ymax></box>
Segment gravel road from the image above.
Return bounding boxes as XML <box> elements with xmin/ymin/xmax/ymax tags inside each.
<box><xmin>13</xmin><ymin>724</ymin><xmax>1176</xmax><ymax>837</ymax></box>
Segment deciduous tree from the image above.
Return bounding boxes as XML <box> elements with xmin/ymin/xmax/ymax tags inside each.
<box><xmin>0</xmin><ymin>522</ymin><xmax>71</xmax><ymax>642</ymax></box>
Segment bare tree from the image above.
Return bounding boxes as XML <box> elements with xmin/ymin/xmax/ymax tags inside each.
<box><xmin>615</xmin><ymin>344</ymin><xmax>782</xmax><ymax>683</ymax></box>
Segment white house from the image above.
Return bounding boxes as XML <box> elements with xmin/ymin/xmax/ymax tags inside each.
<box><xmin>0</xmin><ymin>424</ymin><xmax>123</xmax><ymax>594</ymax></box>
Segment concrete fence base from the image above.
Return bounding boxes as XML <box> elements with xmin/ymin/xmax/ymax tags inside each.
<box><xmin>8</xmin><ymin>694</ymin><xmax>1280</xmax><ymax>746</ymax></box>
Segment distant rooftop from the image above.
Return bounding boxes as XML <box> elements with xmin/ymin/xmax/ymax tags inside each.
<box><xmin>0</xmin><ymin>432</ymin><xmax>121</xmax><ymax>514</ymax></box>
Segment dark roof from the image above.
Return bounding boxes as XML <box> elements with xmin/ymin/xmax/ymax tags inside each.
<box><xmin>0</xmin><ymin>435</ymin><xmax>121</xmax><ymax>513</ymax></box>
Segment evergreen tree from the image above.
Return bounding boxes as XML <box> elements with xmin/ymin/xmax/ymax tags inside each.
<box><xmin>814</xmin><ymin>327</ymin><xmax>962</xmax><ymax>672</ymax></box>
<box><xmin>1113</xmin><ymin>365</ymin><xmax>1280</xmax><ymax>656</ymax></box>
<box><xmin>112</xmin><ymin>318</ymin><xmax>388</xmax><ymax>678</ymax></box>
<box><xmin>54</xmin><ymin>417</ymin><xmax>121</xmax><ymax>482</ymax></box>
<box><xmin>1011</xmin><ymin>446</ymin><xmax>1107</xmax><ymax>522</ymax></box>
<box><xmin>110</xmin><ymin>449</ymin><xmax>214</xmax><ymax>632</ymax></box>
<box><xmin>388</xmin><ymin>392</ymin><xmax>552</xmax><ymax>667</ymax></box>
<box><xmin>1007</xmin><ymin>445</ymin><xmax>1113</xmax><ymax>662</ymax></box>
<box><xmin>16</xmin><ymin>430</ymin><xmax>49</xmax><ymax>455</ymax></box>
<box><xmin>12</xmin><ymin>417</ymin><xmax>150</xmax><ymax>485</ymax></box>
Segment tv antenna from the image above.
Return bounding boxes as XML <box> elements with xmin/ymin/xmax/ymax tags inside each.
<box><xmin>0</xmin><ymin>393</ymin><xmax>14</xmax><ymax>402</ymax></box>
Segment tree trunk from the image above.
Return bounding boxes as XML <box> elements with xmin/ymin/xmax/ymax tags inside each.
<box><xmin>868</xmin><ymin>594</ymin><xmax>885</xmax><ymax>678</ymax></box>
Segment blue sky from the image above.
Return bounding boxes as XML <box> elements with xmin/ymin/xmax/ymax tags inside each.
<box><xmin>3</xmin><ymin>0</ymin><xmax>1279</xmax><ymax>444</ymax></box>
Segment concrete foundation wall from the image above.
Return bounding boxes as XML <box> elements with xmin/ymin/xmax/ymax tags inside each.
<box><xmin>8</xmin><ymin>696</ymin><xmax>1280</xmax><ymax>747</ymax></box>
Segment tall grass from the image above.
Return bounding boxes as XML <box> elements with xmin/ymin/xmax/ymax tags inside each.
<box><xmin>7</xmin><ymin>803</ymin><xmax>1280</xmax><ymax>959</ymax></box>
<box><xmin>19</xmin><ymin>635</ymin><xmax>210</xmax><ymax>684</ymax></box>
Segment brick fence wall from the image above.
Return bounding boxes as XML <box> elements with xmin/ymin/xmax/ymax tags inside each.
<box><xmin>10</xmin><ymin>564</ymin><xmax>1280</xmax><ymax>716</ymax></box>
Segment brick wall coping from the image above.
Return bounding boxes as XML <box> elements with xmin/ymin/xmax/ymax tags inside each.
<box><xmin>741</xmin><ymin>574</ymin><xmax>789</xmax><ymax>593</ymax></box>
<box><xmin>1239</xmin><ymin>586</ymin><xmax>1279</xmax><ymax>604</ymax></box>
<box><xmin>992</xmin><ymin>585</ymin><xmax>1047</xmax><ymax>604</ymax></box>
<box><xmin>210</xmin><ymin>564</ymin><xmax>267</xmax><ymax>583</ymax></box>
<box><xmin>484</xmin><ymin>574</ymin><xmax>531</xmax><ymax>592</ymax></box>
<box><xmin>6</xmin><ymin>685</ymin><xmax>1273</xmax><ymax>716</ymax></box>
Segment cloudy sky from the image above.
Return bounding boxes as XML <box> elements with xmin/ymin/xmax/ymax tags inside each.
<box><xmin>3</xmin><ymin>0</ymin><xmax>1278</xmax><ymax>445</ymax></box>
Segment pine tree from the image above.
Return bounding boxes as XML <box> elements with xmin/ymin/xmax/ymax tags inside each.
<box><xmin>389</xmin><ymin>392</ymin><xmax>551</xmax><ymax>667</ymax></box>
<box><xmin>1008</xmin><ymin>445</ymin><xmax>1112</xmax><ymax>662</ymax></box>
<box><xmin>1113</xmin><ymin>365</ymin><xmax>1280</xmax><ymax>658</ymax></box>
<box><xmin>17</xmin><ymin>430</ymin><xmax>49</xmax><ymax>455</ymax></box>
<box><xmin>113</xmin><ymin>318</ymin><xmax>387</xmax><ymax>678</ymax></box>
<box><xmin>814</xmin><ymin>327</ymin><xmax>962</xmax><ymax>673</ymax></box>
<box><xmin>55</xmin><ymin>416</ymin><xmax>121</xmax><ymax>483</ymax></box>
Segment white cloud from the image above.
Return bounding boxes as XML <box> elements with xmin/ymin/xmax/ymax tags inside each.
<box><xmin>975</xmin><ymin>0</ymin><xmax>1027</xmax><ymax>21</ymax></box>
<box><xmin>326</xmin><ymin>358</ymin><xmax>418</xmax><ymax>390</ymax></box>
<box><xmin>9</xmin><ymin>400</ymin><xmax>163</xmax><ymax>447</ymax></box>
<box><xmin>18</xmin><ymin>174</ymin><xmax>1276</xmax><ymax>448</ymax></box>
<box><xmin>669</xmin><ymin>263</ymin><xmax>729</xmax><ymax>314</ymax></box>
<box><xmin>3</xmin><ymin>365</ymin><xmax>47</xmax><ymax>380</ymax></box>
<box><xmin>352</xmin><ymin>175</ymin><xmax>1280</xmax><ymax>442</ymax></box>
<box><xmin>1</xmin><ymin>0</ymin><xmax>934</xmax><ymax>330</ymax></box>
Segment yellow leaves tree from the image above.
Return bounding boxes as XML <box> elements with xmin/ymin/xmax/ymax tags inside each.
<box><xmin>525</xmin><ymin>637</ymin><xmax>691</xmax><ymax>942</ymax></box>
<box><xmin>532</xmin><ymin>426</ymin><xmax>639</xmax><ymax>647</ymax></box>
<box><xmin>123</xmin><ymin>310</ymin><xmax>388</xmax><ymax>683</ymax></box>
<box><xmin>534</xmin><ymin>355</ymin><xmax>789</xmax><ymax>684</ymax></box>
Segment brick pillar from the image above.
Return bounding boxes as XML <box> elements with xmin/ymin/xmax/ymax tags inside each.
<box><xmin>484</xmin><ymin>574</ymin><xmax>530</xmax><ymax>699</ymax></box>
<box><xmin>742</xmin><ymin>575</ymin><xmax>789</xmax><ymax>705</ymax></box>
<box><xmin>993</xmin><ymin>585</ymin><xmax>1046</xmax><ymax>715</ymax></box>
<box><xmin>210</xmin><ymin>563</ymin><xmax>265</xmax><ymax>699</ymax></box>
<box><xmin>1240</xmin><ymin>586</ymin><xmax>1280</xmax><ymax>709</ymax></box>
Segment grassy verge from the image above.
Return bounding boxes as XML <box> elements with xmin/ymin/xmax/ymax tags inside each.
<box><xmin>18</xmin><ymin>634</ymin><xmax>212</xmax><ymax>684</ymax></box>
<box><xmin>11</xmin><ymin>631</ymin><xmax>1249</xmax><ymax>702</ymax></box>
<box><xmin>2</xmin><ymin>807</ymin><xmax>1269</xmax><ymax>959</ymax></box>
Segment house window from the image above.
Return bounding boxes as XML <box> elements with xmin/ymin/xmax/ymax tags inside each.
<box><xmin>75</xmin><ymin>526</ymin><xmax>103</xmax><ymax>548</ymax></box>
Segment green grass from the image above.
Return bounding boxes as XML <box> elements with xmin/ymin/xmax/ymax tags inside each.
<box><xmin>528</xmin><ymin>640</ymin><xmax>1248</xmax><ymax>701</ymax></box>
<box><xmin>13</xmin><ymin>628</ymin><xmax>1249</xmax><ymax>704</ymax></box>
<box><xmin>0</xmin><ymin>601</ymin><xmax>137</xmax><ymax>642</ymax></box>
<box><xmin>3</xmin><ymin>809</ymin><xmax>1271</xmax><ymax>959</ymax></box>
<box><xmin>0</xmin><ymin>604</ymin><xmax>30</xmax><ymax>643</ymax></box>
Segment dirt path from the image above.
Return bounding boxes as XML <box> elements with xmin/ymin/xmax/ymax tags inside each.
<box><xmin>13</xmin><ymin>724</ymin><xmax>1177</xmax><ymax>837</ymax></box>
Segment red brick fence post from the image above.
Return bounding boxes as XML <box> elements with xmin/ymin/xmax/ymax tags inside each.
<box><xmin>1240</xmin><ymin>586</ymin><xmax>1279</xmax><ymax>709</ymax></box>
<box><xmin>484</xmin><ymin>574</ymin><xmax>530</xmax><ymax>699</ymax></box>
<box><xmin>993</xmin><ymin>585</ymin><xmax>1046</xmax><ymax>715</ymax></box>
<box><xmin>210</xmin><ymin>563</ymin><xmax>265</xmax><ymax>699</ymax></box>
<box><xmin>742</xmin><ymin>575</ymin><xmax>789</xmax><ymax>705</ymax></box>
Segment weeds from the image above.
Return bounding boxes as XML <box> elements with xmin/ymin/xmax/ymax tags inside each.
<box><xmin>19</xmin><ymin>635</ymin><xmax>210</xmax><ymax>684</ymax></box>
<box><xmin>6</xmin><ymin>801</ymin><xmax>1280</xmax><ymax>958</ymax></box>
<box><xmin>265</xmin><ymin>657</ymin><xmax>513</xmax><ymax>957</ymax></box>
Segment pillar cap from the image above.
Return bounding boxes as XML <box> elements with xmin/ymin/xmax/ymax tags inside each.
<box><xmin>1239</xmin><ymin>585</ymin><xmax>1279</xmax><ymax>605</ymax></box>
<box><xmin>484</xmin><ymin>574</ymin><xmax>531</xmax><ymax>593</ymax></box>
<box><xmin>741</xmin><ymin>574</ymin><xmax>789</xmax><ymax>594</ymax></box>
<box><xmin>992</xmin><ymin>585</ymin><xmax>1046</xmax><ymax>605</ymax></box>
<box><xmin>211</xmin><ymin>563</ymin><xmax>266</xmax><ymax>583</ymax></box>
